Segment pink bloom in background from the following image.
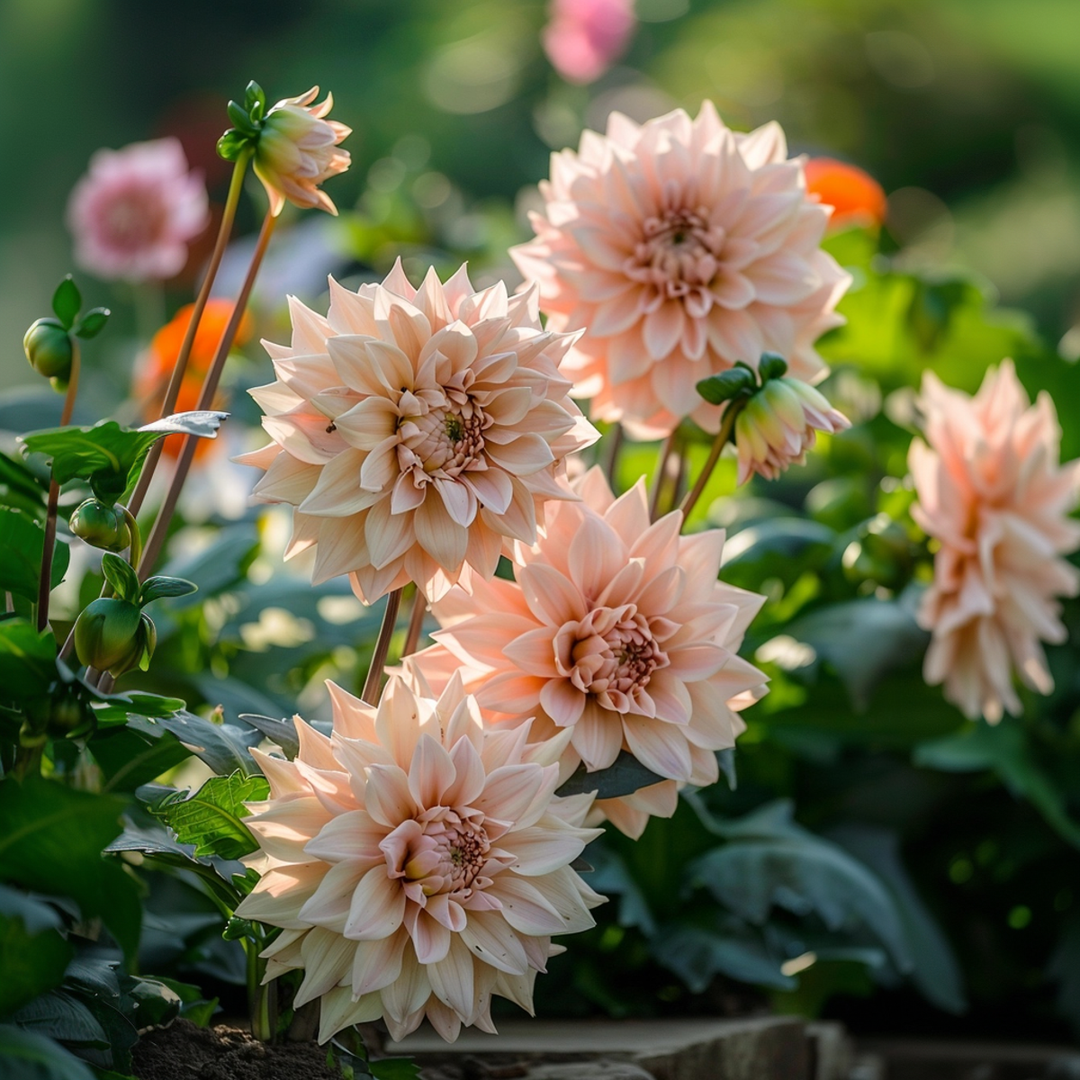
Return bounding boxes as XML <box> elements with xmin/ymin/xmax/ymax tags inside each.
<box><xmin>238</xmin><ymin>260</ymin><xmax>597</xmax><ymax>603</ymax></box>
<box><xmin>511</xmin><ymin>103</ymin><xmax>851</xmax><ymax>439</ymax></box>
<box><xmin>542</xmin><ymin>0</ymin><xmax>636</xmax><ymax>85</ymax></box>
<box><xmin>909</xmin><ymin>361</ymin><xmax>1080</xmax><ymax>721</ymax></box>
<box><xmin>734</xmin><ymin>376</ymin><xmax>850</xmax><ymax>483</ymax></box>
<box><xmin>67</xmin><ymin>137</ymin><xmax>209</xmax><ymax>282</ymax></box>
<box><xmin>236</xmin><ymin>675</ymin><xmax>604</xmax><ymax>1043</ymax></box>
<box><xmin>408</xmin><ymin>468</ymin><xmax>768</xmax><ymax>839</ymax></box>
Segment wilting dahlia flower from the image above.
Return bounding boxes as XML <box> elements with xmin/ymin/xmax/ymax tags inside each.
<box><xmin>734</xmin><ymin>376</ymin><xmax>850</xmax><ymax>483</ymax></box>
<box><xmin>408</xmin><ymin>468</ymin><xmax>768</xmax><ymax>838</ymax></box>
<box><xmin>236</xmin><ymin>675</ymin><xmax>604</xmax><ymax>1043</ymax></box>
<box><xmin>67</xmin><ymin>137</ymin><xmax>208</xmax><ymax>282</ymax></box>
<box><xmin>909</xmin><ymin>361</ymin><xmax>1080</xmax><ymax>721</ymax></box>
<box><xmin>238</xmin><ymin>261</ymin><xmax>597</xmax><ymax>602</ymax></box>
<box><xmin>253</xmin><ymin>86</ymin><xmax>351</xmax><ymax>216</ymax></box>
<box><xmin>510</xmin><ymin>103</ymin><xmax>851</xmax><ymax>438</ymax></box>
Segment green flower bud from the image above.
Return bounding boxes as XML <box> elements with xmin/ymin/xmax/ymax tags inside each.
<box><xmin>74</xmin><ymin>597</ymin><xmax>151</xmax><ymax>677</ymax></box>
<box><xmin>23</xmin><ymin>318</ymin><xmax>73</xmax><ymax>381</ymax></box>
<box><xmin>70</xmin><ymin>499</ymin><xmax>131</xmax><ymax>552</ymax></box>
<box><xmin>47</xmin><ymin>685</ymin><xmax>94</xmax><ymax>738</ymax></box>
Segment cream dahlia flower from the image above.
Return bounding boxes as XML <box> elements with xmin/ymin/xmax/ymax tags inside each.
<box><xmin>254</xmin><ymin>87</ymin><xmax>351</xmax><ymax>216</ymax></box>
<box><xmin>909</xmin><ymin>361</ymin><xmax>1080</xmax><ymax>721</ymax></box>
<box><xmin>510</xmin><ymin>103</ymin><xmax>851</xmax><ymax>439</ymax></box>
<box><xmin>407</xmin><ymin>468</ymin><xmax>769</xmax><ymax>838</ymax></box>
<box><xmin>236</xmin><ymin>674</ymin><xmax>604</xmax><ymax>1043</ymax></box>
<box><xmin>734</xmin><ymin>376</ymin><xmax>850</xmax><ymax>484</ymax></box>
<box><xmin>238</xmin><ymin>261</ymin><xmax>598</xmax><ymax>602</ymax></box>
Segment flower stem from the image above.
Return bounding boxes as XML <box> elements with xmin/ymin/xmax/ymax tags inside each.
<box><xmin>679</xmin><ymin>400</ymin><xmax>743</xmax><ymax>525</ymax></box>
<box><xmin>601</xmin><ymin>423</ymin><xmax>623</xmax><ymax>491</ymax></box>
<box><xmin>136</xmin><ymin>208</ymin><xmax>277</xmax><ymax>583</ymax></box>
<box><xmin>128</xmin><ymin>150</ymin><xmax>252</xmax><ymax>520</ymax></box>
<box><xmin>362</xmin><ymin>588</ymin><xmax>403</xmax><ymax>705</ymax></box>
<box><xmin>401</xmin><ymin>587</ymin><xmax>427</xmax><ymax>660</ymax></box>
<box><xmin>37</xmin><ymin>342</ymin><xmax>81</xmax><ymax>632</ymax></box>
<box><xmin>648</xmin><ymin>432</ymin><xmax>677</xmax><ymax>522</ymax></box>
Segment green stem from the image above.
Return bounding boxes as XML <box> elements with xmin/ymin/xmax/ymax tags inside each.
<box><xmin>37</xmin><ymin>342</ymin><xmax>81</xmax><ymax>632</ymax></box>
<box><xmin>127</xmin><ymin>149</ymin><xmax>252</xmax><ymax>520</ymax></box>
<box><xmin>247</xmin><ymin>935</ymin><xmax>275</xmax><ymax>1043</ymax></box>
<box><xmin>362</xmin><ymin>588</ymin><xmax>403</xmax><ymax>705</ymax></box>
<box><xmin>648</xmin><ymin>432</ymin><xmax>677</xmax><ymax>522</ymax></box>
<box><xmin>678</xmin><ymin>400</ymin><xmax>744</xmax><ymax>525</ymax></box>
<box><xmin>601</xmin><ymin>422</ymin><xmax>623</xmax><ymax>491</ymax></box>
<box><xmin>401</xmin><ymin>586</ymin><xmax>427</xmax><ymax>660</ymax></box>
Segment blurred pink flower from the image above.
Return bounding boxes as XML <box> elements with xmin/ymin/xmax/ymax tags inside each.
<box><xmin>511</xmin><ymin>103</ymin><xmax>851</xmax><ymax>439</ymax></box>
<box><xmin>236</xmin><ymin>675</ymin><xmax>603</xmax><ymax>1043</ymax></box>
<box><xmin>67</xmin><ymin>137</ymin><xmax>209</xmax><ymax>282</ymax></box>
<box><xmin>910</xmin><ymin>361</ymin><xmax>1080</xmax><ymax>721</ymax></box>
<box><xmin>254</xmin><ymin>86</ymin><xmax>351</xmax><ymax>216</ymax></box>
<box><xmin>237</xmin><ymin>260</ymin><xmax>597</xmax><ymax>603</ymax></box>
<box><xmin>408</xmin><ymin>467</ymin><xmax>768</xmax><ymax>838</ymax></box>
<box><xmin>542</xmin><ymin>0</ymin><xmax>636</xmax><ymax>84</ymax></box>
<box><xmin>734</xmin><ymin>376</ymin><xmax>849</xmax><ymax>483</ymax></box>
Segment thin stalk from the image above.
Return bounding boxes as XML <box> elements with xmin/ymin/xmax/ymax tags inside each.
<box><xmin>679</xmin><ymin>400</ymin><xmax>743</xmax><ymax>524</ymax></box>
<box><xmin>601</xmin><ymin>423</ymin><xmax>623</xmax><ymax>490</ymax></box>
<box><xmin>136</xmin><ymin>209</ymin><xmax>277</xmax><ymax>582</ymax></box>
<box><xmin>37</xmin><ymin>342</ymin><xmax>81</xmax><ymax>632</ymax></box>
<box><xmin>648</xmin><ymin>432</ymin><xmax>677</xmax><ymax>522</ymax></box>
<box><xmin>247</xmin><ymin>938</ymin><xmax>276</xmax><ymax>1043</ymax></box>
<box><xmin>362</xmin><ymin>588</ymin><xmax>403</xmax><ymax>705</ymax></box>
<box><xmin>128</xmin><ymin>150</ymin><xmax>252</xmax><ymax>520</ymax></box>
<box><xmin>402</xmin><ymin>587</ymin><xmax>427</xmax><ymax>659</ymax></box>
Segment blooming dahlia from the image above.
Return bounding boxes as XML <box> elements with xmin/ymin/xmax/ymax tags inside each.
<box><xmin>910</xmin><ymin>361</ymin><xmax>1080</xmax><ymax>721</ymax></box>
<box><xmin>408</xmin><ymin>468</ymin><xmax>769</xmax><ymax>838</ymax></box>
<box><xmin>238</xmin><ymin>260</ymin><xmax>598</xmax><ymax>602</ymax></box>
<box><xmin>236</xmin><ymin>675</ymin><xmax>604</xmax><ymax>1043</ymax></box>
<box><xmin>510</xmin><ymin>103</ymin><xmax>851</xmax><ymax>438</ymax></box>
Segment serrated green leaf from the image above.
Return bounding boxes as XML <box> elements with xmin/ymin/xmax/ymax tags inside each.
<box><xmin>556</xmin><ymin>750</ymin><xmax>665</xmax><ymax>799</ymax></box>
<box><xmin>72</xmin><ymin>308</ymin><xmax>109</xmax><ymax>341</ymax></box>
<box><xmin>139</xmin><ymin>576</ymin><xmax>198</xmax><ymax>605</ymax></box>
<box><xmin>153</xmin><ymin>771</ymin><xmax>269</xmax><ymax>860</ymax></box>
<box><xmin>0</xmin><ymin>779</ymin><xmax>140</xmax><ymax>963</ymax></box>
<box><xmin>99</xmin><ymin>554</ymin><xmax>139</xmax><ymax>605</ymax></box>
<box><xmin>156</xmin><ymin>710</ymin><xmax>261</xmax><ymax>775</ymax></box>
<box><xmin>51</xmin><ymin>278</ymin><xmax>81</xmax><ymax>330</ymax></box>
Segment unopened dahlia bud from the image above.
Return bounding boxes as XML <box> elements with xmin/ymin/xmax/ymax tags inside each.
<box><xmin>74</xmin><ymin>598</ymin><xmax>155</xmax><ymax>677</ymax></box>
<box><xmin>69</xmin><ymin>499</ymin><xmax>131</xmax><ymax>553</ymax></box>
<box><xmin>24</xmin><ymin>319</ymin><xmax>73</xmax><ymax>381</ymax></box>
<box><xmin>734</xmin><ymin>373</ymin><xmax>850</xmax><ymax>484</ymax></box>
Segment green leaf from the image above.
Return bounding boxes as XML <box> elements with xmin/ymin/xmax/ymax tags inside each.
<box><xmin>370</xmin><ymin>1058</ymin><xmax>423</xmax><ymax>1080</ymax></box>
<box><xmin>90</xmin><ymin>721</ymin><xmax>192</xmax><ymax>793</ymax></box>
<box><xmin>0</xmin><ymin>509</ymin><xmax>69</xmax><ymax>603</ymax></box>
<box><xmin>150</xmin><ymin>977</ymin><xmax>218</xmax><ymax>1027</ymax></box>
<box><xmin>915</xmin><ymin>721</ymin><xmax>1080</xmax><ymax>849</ymax></box>
<box><xmin>157</xmin><ymin>525</ymin><xmax>259</xmax><ymax>605</ymax></box>
<box><xmin>99</xmin><ymin>554</ymin><xmax>139</xmax><ymax>605</ymax></box>
<box><xmin>696</xmin><ymin>367</ymin><xmax>756</xmax><ymax>405</ymax></box>
<box><xmin>139</xmin><ymin>576</ymin><xmax>198</xmax><ymax>605</ymax></box>
<box><xmin>585</xmin><ymin>845</ymin><xmax>656</xmax><ymax>934</ymax></box>
<box><xmin>153</xmin><ymin>771</ymin><xmax>269</xmax><ymax>860</ymax></box>
<box><xmin>123</xmin><ymin>976</ymin><xmax>182</xmax><ymax>1029</ymax></box>
<box><xmin>238</xmin><ymin>714</ymin><xmax>298</xmax><ymax>759</ymax></box>
<box><xmin>138</xmin><ymin>410</ymin><xmax>229</xmax><ymax>439</ymax></box>
<box><xmin>651</xmin><ymin>921</ymin><xmax>793</xmax><ymax>993</ymax></box>
<box><xmin>0</xmin><ymin>1024</ymin><xmax>94</xmax><ymax>1080</ymax></box>
<box><xmin>0</xmin><ymin>888</ymin><xmax>73</xmax><ymax>1015</ymax></box>
<box><xmin>720</xmin><ymin>517</ymin><xmax>836</xmax><ymax>590</ymax></box>
<box><xmin>20</xmin><ymin>422</ymin><xmax>159</xmax><ymax>498</ymax></box>
<box><xmin>11</xmin><ymin>990</ymin><xmax>108</xmax><ymax>1049</ymax></box>
<box><xmin>758</xmin><ymin>353</ymin><xmax>789</xmax><ymax>381</ymax></box>
<box><xmin>156</xmin><ymin>710</ymin><xmax>261</xmax><ymax>775</ymax></box>
<box><xmin>51</xmin><ymin>278</ymin><xmax>81</xmax><ymax>331</ymax></box>
<box><xmin>217</xmin><ymin>129</ymin><xmax>252</xmax><ymax>163</ymax></box>
<box><xmin>556</xmin><ymin>750</ymin><xmax>665</xmax><ymax>799</ymax></box>
<box><xmin>0</xmin><ymin>451</ymin><xmax>47</xmax><ymax>518</ymax></box>
<box><xmin>0</xmin><ymin>779</ymin><xmax>140</xmax><ymax>963</ymax></box>
<box><xmin>71</xmin><ymin>308</ymin><xmax>109</xmax><ymax>341</ymax></box>
<box><xmin>0</xmin><ymin>620</ymin><xmax>56</xmax><ymax>702</ymax></box>
<box><xmin>90</xmin><ymin>690</ymin><xmax>185</xmax><ymax>727</ymax></box>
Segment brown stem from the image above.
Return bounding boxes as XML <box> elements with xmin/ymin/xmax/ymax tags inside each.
<box><xmin>601</xmin><ymin>423</ymin><xmax>623</xmax><ymax>490</ymax></box>
<box><xmin>648</xmin><ymin>432</ymin><xmax>677</xmax><ymax>522</ymax></box>
<box><xmin>679</xmin><ymin>400</ymin><xmax>743</xmax><ymax>525</ymax></box>
<box><xmin>361</xmin><ymin>588</ymin><xmax>403</xmax><ymax>705</ymax></box>
<box><xmin>136</xmin><ymin>210</ymin><xmax>277</xmax><ymax>583</ymax></box>
<box><xmin>127</xmin><ymin>151</ymin><xmax>251</xmax><ymax>520</ymax></box>
<box><xmin>401</xmin><ymin>587</ymin><xmax>427</xmax><ymax>660</ymax></box>
<box><xmin>37</xmin><ymin>342</ymin><xmax>81</xmax><ymax>632</ymax></box>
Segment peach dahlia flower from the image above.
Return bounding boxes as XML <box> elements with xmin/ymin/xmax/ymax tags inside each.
<box><xmin>408</xmin><ymin>468</ymin><xmax>769</xmax><ymax>838</ymax></box>
<box><xmin>910</xmin><ymin>361</ymin><xmax>1080</xmax><ymax>721</ymax></box>
<box><xmin>254</xmin><ymin>87</ymin><xmax>351</xmax><ymax>216</ymax></box>
<box><xmin>238</xmin><ymin>261</ymin><xmax>598</xmax><ymax>602</ymax></box>
<box><xmin>236</xmin><ymin>675</ymin><xmax>604</xmax><ymax>1043</ymax></box>
<box><xmin>510</xmin><ymin>103</ymin><xmax>851</xmax><ymax>439</ymax></box>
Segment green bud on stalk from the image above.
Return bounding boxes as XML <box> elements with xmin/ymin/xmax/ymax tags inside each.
<box><xmin>74</xmin><ymin>597</ymin><xmax>156</xmax><ymax>677</ymax></box>
<box><xmin>69</xmin><ymin>498</ymin><xmax>131</xmax><ymax>552</ymax></box>
<box><xmin>23</xmin><ymin>318</ymin><xmax>73</xmax><ymax>382</ymax></box>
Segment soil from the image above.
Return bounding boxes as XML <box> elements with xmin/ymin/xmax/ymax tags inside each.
<box><xmin>131</xmin><ymin>1019</ymin><xmax>343</xmax><ymax>1080</ymax></box>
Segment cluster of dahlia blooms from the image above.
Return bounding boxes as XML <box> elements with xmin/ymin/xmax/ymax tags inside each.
<box><xmin>235</xmin><ymin>675</ymin><xmax>603</xmax><ymax>1043</ymax></box>
<box><xmin>910</xmin><ymin>361</ymin><xmax>1080</xmax><ymax>721</ymax></box>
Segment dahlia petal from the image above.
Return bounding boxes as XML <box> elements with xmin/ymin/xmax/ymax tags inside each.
<box><xmin>460</xmin><ymin>910</ymin><xmax>530</xmax><ymax>975</ymax></box>
<box><xmin>642</xmin><ymin>302</ymin><xmax>685</xmax><ymax>360</ymax></box>
<box><xmin>570</xmin><ymin>701</ymin><xmax>623</xmax><ymax>771</ymax></box>
<box><xmin>407</xmin><ymin>734</ymin><xmax>457</xmax><ymax>808</ymax></box>
<box><xmin>427</xmin><ymin>937</ymin><xmax>476</xmax><ymax>1019</ymax></box>
<box><xmin>343</xmin><ymin>866</ymin><xmax>406</xmax><ymax>940</ymax></box>
<box><xmin>297</xmin><ymin>860</ymin><xmax>368</xmax><ymax>929</ymax></box>
<box><xmin>622</xmin><ymin>715</ymin><xmax>694</xmax><ymax>781</ymax></box>
<box><xmin>502</xmin><ymin>826</ymin><xmax>592</xmax><ymax>877</ymax></box>
<box><xmin>306</xmin><ymin>810</ymin><xmax>386</xmax><ymax>863</ymax></box>
<box><xmin>539</xmin><ymin>678</ymin><xmax>587</xmax><ymax>727</ymax></box>
<box><xmin>363</xmin><ymin>764</ymin><xmax>417</xmax><ymax>828</ymax></box>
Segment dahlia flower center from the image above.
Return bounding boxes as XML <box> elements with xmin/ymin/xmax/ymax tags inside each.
<box><xmin>397</xmin><ymin>811</ymin><xmax>492</xmax><ymax>898</ymax></box>
<box><xmin>556</xmin><ymin>605</ymin><xmax>669</xmax><ymax>713</ymax></box>
<box><xmin>626</xmin><ymin>207</ymin><xmax>723</xmax><ymax>297</ymax></box>
<box><xmin>398</xmin><ymin>399</ymin><xmax>490</xmax><ymax>478</ymax></box>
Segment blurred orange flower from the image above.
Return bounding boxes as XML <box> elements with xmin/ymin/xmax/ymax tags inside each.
<box><xmin>135</xmin><ymin>299</ymin><xmax>253</xmax><ymax>458</ymax></box>
<box><xmin>804</xmin><ymin>157</ymin><xmax>887</xmax><ymax>230</ymax></box>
